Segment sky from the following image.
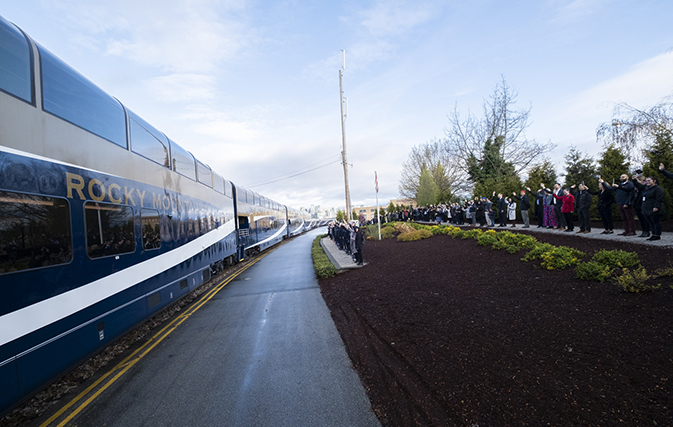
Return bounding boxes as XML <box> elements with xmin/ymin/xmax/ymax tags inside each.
<box><xmin>2</xmin><ymin>0</ymin><xmax>673</xmax><ymax>212</ymax></box>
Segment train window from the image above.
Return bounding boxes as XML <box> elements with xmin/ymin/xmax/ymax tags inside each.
<box><xmin>0</xmin><ymin>16</ymin><xmax>32</xmax><ymax>103</ymax></box>
<box><xmin>141</xmin><ymin>209</ymin><xmax>161</xmax><ymax>250</ymax></box>
<box><xmin>213</xmin><ymin>172</ymin><xmax>225</xmax><ymax>194</ymax></box>
<box><xmin>85</xmin><ymin>202</ymin><xmax>135</xmax><ymax>259</ymax></box>
<box><xmin>40</xmin><ymin>46</ymin><xmax>127</xmax><ymax>148</ymax></box>
<box><xmin>169</xmin><ymin>140</ymin><xmax>196</xmax><ymax>181</ymax></box>
<box><xmin>223</xmin><ymin>179</ymin><xmax>232</xmax><ymax>199</ymax></box>
<box><xmin>129</xmin><ymin>111</ymin><xmax>170</xmax><ymax>168</ymax></box>
<box><xmin>236</xmin><ymin>186</ymin><xmax>247</xmax><ymax>203</ymax></box>
<box><xmin>196</xmin><ymin>161</ymin><xmax>212</xmax><ymax>187</ymax></box>
<box><xmin>0</xmin><ymin>191</ymin><xmax>72</xmax><ymax>274</ymax></box>
<box><xmin>247</xmin><ymin>190</ymin><xmax>254</xmax><ymax>205</ymax></box>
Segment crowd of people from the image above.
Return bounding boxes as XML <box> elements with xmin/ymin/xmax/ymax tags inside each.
<box><xmin>327</xmin><ymin>221</ymin><xmax>365</xmax><ymax>265</ymax></box>
<box><xmin>404</xmin><ymin>165</ymin><xmax>671</xmax><ymax>241</ymax></box>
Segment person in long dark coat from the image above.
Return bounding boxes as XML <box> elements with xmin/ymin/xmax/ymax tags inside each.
<box><xmin>475</xmin><ymin>199</ymin><xmax>486</xmax><ymax>227</ymax></box>
<box><xmin>632</xmin><ymin>175</ymin><xmax>650</xmax><ymax>237</ymax></box>
<box><xmin>495</xmin><ymin>192</ymin><xmax>507</xmax><ymax>227</ymax></box>
<box><xmin>592</xmin><ymin>179</ymin><xmax>615</xmax><ymax>234</ymax></box>
<box><xmin>354</xmin><ymin>226</ymin><xmax>364</xmax><ymax>265</ymax></box>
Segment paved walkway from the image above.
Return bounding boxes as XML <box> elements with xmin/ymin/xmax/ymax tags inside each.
<box><xmin>320</xmin><ymin>237</ymin><xmax>363</xmax><ymax>271</ymax></box>
<box><xmin>428</xmin><ymin>221</ymin><xmax>673</xmax><ymax>248</ymax></box>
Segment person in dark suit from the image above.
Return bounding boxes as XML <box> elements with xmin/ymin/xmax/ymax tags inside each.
<box><xmin>571</xmin><ymin>183</ymin><xmax>593</xmax><ymax>233</ymax></box>
<box><xmin>534</xmin><ymin>189</ymin><xmax>544</xmax><ymax>227</ymax></box>
<box><xmin>632</xmin><ymin>175</ymin><xmax>665</xmax><ymax>241</ymax></box>
<box><xmin>495</xmin><ymin>192</ymin><xmax>507</xmax><ymax>227</ymax></box>
<box><xmin>603</xmin><ymin>174</ymin><xmax>636</xmax><ymax>236</ymax></box>
<box><xmin>632</xmin><ymin>175</ymin><xmax>650</xmax><ymax>237</ymax></box>
<box><xmin>512</xmin><ymin>189</ymin><xmax>531</xmax><ymax>228</ymax></box>
<box><xmin>593</xmin><ymin>178</ymin><xmax>615</xmax><ymax>234</ymax></box>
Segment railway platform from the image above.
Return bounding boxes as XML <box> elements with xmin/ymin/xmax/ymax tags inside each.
<box><xmin>320</xmin><ymin>236</ymin><xmax>363</xmax><ymax>271</ymax></box>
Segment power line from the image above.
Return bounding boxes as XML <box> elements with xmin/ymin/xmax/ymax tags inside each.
<box><xmin>246</xmin><ymin>154</ymin><xmax>342</xmax><ymax>188</ymax></box>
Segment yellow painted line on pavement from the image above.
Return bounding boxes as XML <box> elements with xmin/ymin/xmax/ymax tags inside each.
<box><xmin>40</xmin><ymin>253</ymin><xmax>269</xmax><ymax>427</ymax></box>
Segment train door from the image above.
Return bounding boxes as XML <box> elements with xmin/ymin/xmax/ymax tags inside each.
<box><xmin>237</xmin><ymin>216</ymin><xmax>249</xmax><ymax>260</ymax></box>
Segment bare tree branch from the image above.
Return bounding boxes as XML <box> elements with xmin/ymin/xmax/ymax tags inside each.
<box><xmin>596</xmin><ymin>95</ymin><xmax>673</xmax><ymax>165</ymax></box>
<box><xmin>443</xmin><ymin>76</ymin><xmax>555</xmax><ymax>178</ymax></box>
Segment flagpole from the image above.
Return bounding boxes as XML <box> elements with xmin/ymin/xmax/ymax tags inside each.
<box><xmin>375</xmin><ymin>171</ymin><xmax>381</xmax><ymax>240</ymax></box>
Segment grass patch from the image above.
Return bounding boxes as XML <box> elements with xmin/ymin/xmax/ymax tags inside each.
<box><xmin>312</xmin><ymin>235</ymin><xmax>337</xmax><ymax>278</ymax></box>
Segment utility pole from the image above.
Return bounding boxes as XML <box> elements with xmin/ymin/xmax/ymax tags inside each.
<box><xmin>339</xmin><ymin>49</ymin><xmax>352</xmax><ymax>221</ymax></box>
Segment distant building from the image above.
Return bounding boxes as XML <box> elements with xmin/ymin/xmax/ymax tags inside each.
<box><xmin>390</xmin><ymin>198</ymin><xmax>417</xmax><ymax>208</ymax></box>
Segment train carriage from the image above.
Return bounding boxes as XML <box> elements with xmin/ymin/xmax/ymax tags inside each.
<box><xmin>233</xmin><ymin>185</ymin><xmax>287</xmax><ymax>259</ymax></box>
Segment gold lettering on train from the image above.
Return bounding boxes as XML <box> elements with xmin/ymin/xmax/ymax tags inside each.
<box><xmin>152</xmin><ymin>193</ymin><xmax>162</xmax><ymax>210</ymax></box>
<box><xmin>124</xmin><ymin>186</ymin><xmax>136</xmax><ymax>206</ymax></box>
<box><xmin>66</xmin><ymin>173</ymin><xmax>85</xmax><ymax>200</ymax></box>
<box><xmin>136</xmin><ymin>189</ymin><xmax>146</xmax><ymax>207</ymax></box>
<box><xmin>88</xmin><ymin>179</ymin><xmax>105</xmax><ymax>202</ymax></box>
<box><xmin>63</xmin><ymin>173</ymin><xmax>205</xmax><ymax>214</ymax></box>
<box><xmin>108</xmin><ymin>183</ymin><xmax>122</xmax><ymax>204</ymax></box>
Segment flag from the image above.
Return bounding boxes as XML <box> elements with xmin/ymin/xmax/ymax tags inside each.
<box><xmin>375</xmin><ymin>172</ymin><xmax>379</xmax><ymax>193</ymax></box>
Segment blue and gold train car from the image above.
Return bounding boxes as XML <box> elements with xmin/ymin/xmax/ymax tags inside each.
<box><xmin>0</xmin><ymin>14</ymin><xmax>315</xmax><ymax>413</ymax></box>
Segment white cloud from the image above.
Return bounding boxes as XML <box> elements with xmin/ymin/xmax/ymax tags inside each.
<box><xmin>52</xmin><ymin>0</ymin><xmax>250</xmax><ymax>73</ymax></box>
<box><xmin>548</xmin><ymin>0</ymin><xmax>608</xmax><ymax>26</ymax></box>
<box><xmin>530</xmin><ymin>50</ymin><xmax>673</xmax><ymax>167</ymax></box>
<box><xmin>146</xmin><ymin>73</ymin><xmax>217</xmax><ymax>103</ymax></box>
<box><xmin>355</xmin><ymin>0</ymin><xmax>436</xmax><ymax>38</ymax></box>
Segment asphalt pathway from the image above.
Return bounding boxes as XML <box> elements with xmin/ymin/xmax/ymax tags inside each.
<box><xmin>426</xmin><ymin>220</ymin><xmax>673</xmax><ymax>247</ymax></box>
<box><xmin>72</xmin><ymin>228</ymin><xmax>380</xmax><ymax>427</ymax></box>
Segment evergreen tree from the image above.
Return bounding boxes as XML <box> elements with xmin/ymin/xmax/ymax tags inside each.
<box><xmin>525</xmin><ymin>160</ymin><xmax>557</xmax><ymax>190</ymax></box>
<box><xmin>563</xmin><ymin>147</ymin><xmax>596</xmax><ymax>191</ymax></box>
<box><xmin>596</xmin><ymin>144</ymin><xmax>630</xmax><ymax>220</ymax></box>
<box><xmin>387</xmin><ymin>201</ymin><xmax>396</xmax><ymax>214</ymax></box>
<box><xmin>597</xmin><ymin>145</ymin><xmax>630</xmax><ymax>184</ymax></box>
<box><xmin>642</xmin><ymin>132</ymin><xmax>673</xmax><ymax>219</ymax></box>
<box><xmin>336</xmin><ymin>209</ymin><xmax>346</xmax><ymax>222</ymax></box>
<box><xmin>416</xmin><ymin>166</ymin><xmax>439</xmax><ymax>206</ymax></box>
<box><xmin>432</xmin><ymin>163</ymin><xmax>452</xmax><ymax>202</ymax></box>
<box><xmin>467</xmin><ymin>135</ymin><xmax>521</xmax><ymax>198</ymax></box>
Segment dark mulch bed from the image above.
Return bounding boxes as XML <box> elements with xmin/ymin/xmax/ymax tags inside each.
<box><xmin>319</xmin><ymin>230</ymin><xmax>673</xmax><ymax>426</ymax></box>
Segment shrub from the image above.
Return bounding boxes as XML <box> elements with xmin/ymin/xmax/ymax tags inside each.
<box><xmin>521</xmin><ymin>243</ymin><xmax>556</xmax><ymax>262</ymax></box>
<box><xmin>540</xmin><ymin>246</ymin><xmax>585</xmax><ymax>270</ymax></box>
<box><xmin>614</xmin><ymin>266</ymin><xmax>659</xmax><ymax>293</ymax></box>
<box><xmin>451</xmin><ymin>230</ymin><xmax>465</xmax><ymax>239</ymax></box>
<box><xmin>444</xmin><ymin>226</ymin><xmax>462</xmax><ymax>237</ymax></box>
<box><xmin>395</xmin><ymin>222</ymin><xmax>415</xmax><ymax>234</ymax></box>
<box><xmin>522</xmin><ymin>243</ymin><xmax>584</xmax><ymax>270</ymax></box>
<box><xmin>461</xmin><ymin>229</ymin><xmax>482</xmax><ymax>239</ymax></box>
<box><xmin>506</xmin><ymin>245</ymin><xmax>521</xmax><ymax>254</ymax></box>
<box><xmin>653</xmin><ymin>264</ymin><xmax>673</xmax><ymax>278</ymax></box>
<box><xmin>591</xmin><ymin>249</ymin><xmax>641</xmax><ymax>269</ymax></box>
<box><xmin>311</xmin><ymin>235</ymin><xmax>337</xmax><ymax>278</ymax></box>
<box><xmin>381</xmin><ymin>226</ymin><xmax>395</xmax><ymax>239</ymax></box>
<box><xmin>410</xmin><ymin>223</ymin><xmax>433</xmax><ymax>231</ymax></box>
<box><xmin>477</xmin><ymin>233</ymin><xmax>498</xmax><ymax>246</ymax></box>
<box><xmin>397</xmin><ymin>229</ymin><xmax>434</xmax><ymax>242</ymax></box>
<box><xmin>364</xmin><ymin>224</ymin><xmax>395</xmax><ymax>240</ymax></box>
<box><xmin>575</xmin><ymin>261</ymin><xmax>613</xmax><ymax>282</ymax></box>
<box><xmin>491</xmin><ymin>239</ymin><xmax>509</xmax><ymax>250</ymax></box>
